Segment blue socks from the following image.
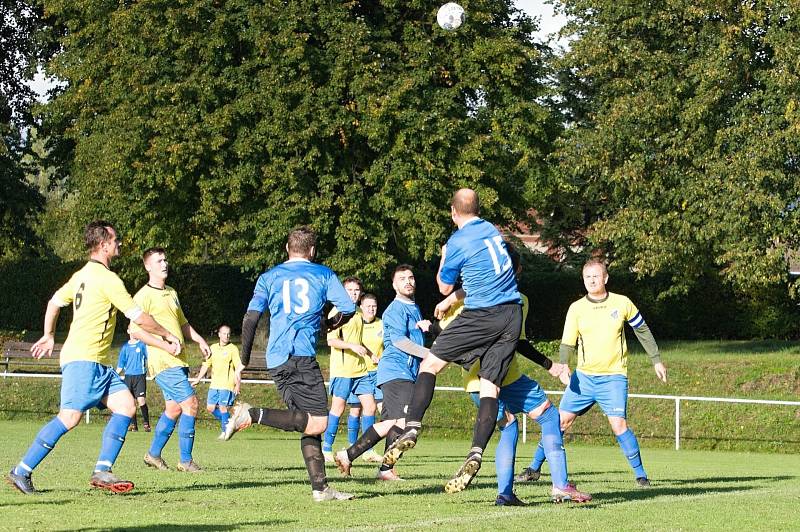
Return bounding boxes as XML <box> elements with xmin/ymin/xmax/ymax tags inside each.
<box><xmin>617</xmin><ymin>428</ymin><xmax>647</xmax><ymax>478</ymax></box>
<box><xmin>347</xmin><ymin>415</ymin><xmax>361</xmax><ymax>446</ymax></box>
<box><xmin>15</xmin><ymin>417</ymin><xmax>69</xmax><ymax>476</ymax></box>
<box><xmin>529</xmin><ymin>441</ymin><xmax>547</xmax><ymax>471</ymax></box>
<box><xmin>95</xmin><ymin>413</ymin><xmax>131</xmax><ymax>472</ymax></box>
<box><xmin>360</xmin><ymin>415</ymin><xmax>376</xmax><ymax>447</ymax></box>
<box><xmin>178</xmin><ymin>414</ymin><xmax>196</xmax><ymax>463</ymax></box>
<box><xmin>148</xmin><ymin>413</ymin><xmax>177</xmax><ymax>458</ymax></box>
<box><xmin>322</xmin><ymin>413</ymin><xmax>340</xmax><ymax>452</ymax></box>
<box><xmin>536</xmin><ymin>407</ymin><xmax>569</xmax><ymax>489</ymax></box>
<box><xmin>495</xmin><ymin>419</ymin><xmax>518</xmax><ymax>497</ymax></box>
<box><xmin>219</xmin><ymin>411</ymin><xmax>230</xmax><ymax>433</ymax></box>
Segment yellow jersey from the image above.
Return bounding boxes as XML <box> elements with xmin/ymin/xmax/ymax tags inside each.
<box><xmin>461</xmin><ymin>294</ymin><xmax>528</xmax><ymax>392</ymax></box>
<box><xmin>327</xmin><ymin>307</ymin><xmax>368</xmax><ymax>378</ymax></box>
<box><xmin>204</xmin><ymin>343</ymin><xmax>242</xmax><ymax>391</ymax></box>
<box><xmin>562</xmin><ymin>292</ymin><xmax>639</xmax><ymax>376</ymax></box>
<box><xmin>52</xmin><ymin>261</ymin><xmax>142</xmax><ymax>367</ymax></box>
<box><xmin>361</xmin><ymin>317</ymin><xmax>383</xmax><ymax>372</ymax></box>
<box><xmin>130</xmin><ymin>284</ymin><xmax>188</xmax><ymax>376</ymax></box>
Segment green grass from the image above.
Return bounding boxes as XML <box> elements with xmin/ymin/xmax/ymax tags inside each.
<box><xmin>1</xmin><ymin>419</ymin><xmax>798</xmax><ymax>531</ymax></box>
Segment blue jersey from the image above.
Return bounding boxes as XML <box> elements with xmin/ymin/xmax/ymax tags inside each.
<box><xmin>376</xmin><ymin>298</ymin><xmax>425</xmax><ymax>386</ymax></box>
<box><xmin>440</xmin><ymin>218</ymin><xmax>521</xmax><ymax>309</ymax></box>
<box><xmin>247</xmin><ymin>258</ymin><xmax>355</xmax><ymax>369</ymax></box>
<box><xmin>117</xmin><ymin>340</ymin><xmax>148</xmax><ymax>376</ymax></box>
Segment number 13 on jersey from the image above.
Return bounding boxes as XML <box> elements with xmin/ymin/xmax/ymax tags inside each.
<box><xmin>282</xmin><ymin>278</ymin><xmax>310</xmax><ymax>314</ymax></box>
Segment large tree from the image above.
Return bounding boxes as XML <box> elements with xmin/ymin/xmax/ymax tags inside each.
<box><xmin>0</xmin><ymin>0</ymin><xmax>45</xmax><ymax>259</ymax></box>
<box><xmin>548</xmin><ymin>1</ymin><xmax>800</xmax><ymax>295</ymax></box>
<box><xmin>40</xmin><ymin>0</ymin><xmax>559</xmax><ymax>283</ymax></box>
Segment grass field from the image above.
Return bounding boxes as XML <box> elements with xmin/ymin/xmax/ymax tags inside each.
<box><xmin>1</xmin><ymin>419</ymin><xmax>799</xmax><ymax>531</ymax></box>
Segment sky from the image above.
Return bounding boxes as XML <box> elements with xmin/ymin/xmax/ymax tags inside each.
<box><xmin>515</xmin><ymin>0</ymin><xmax>568</xmax><ymax>38</ymax></box>
<box><xmin>31</xmin><ymin>1</ymin><xmax>569</xmax><ymax>100</ymax></box>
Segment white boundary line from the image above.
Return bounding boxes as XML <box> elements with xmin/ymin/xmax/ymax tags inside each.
<box><xmin>2</xmin><ymin>372</ymin><xmax>798</xmax><ymax>449</ymax></box>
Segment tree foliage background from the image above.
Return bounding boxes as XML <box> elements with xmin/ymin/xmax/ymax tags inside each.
<box><xmin>39</xmin><ymin>0</ymin><xmax>557</xmax><ymax>285</ymax></box>
<box><xmin>0</xmin><ymin>0</ymin><xmax>46</xmax><ymax>259</ymax></box>
<box><xmin>548</xmin><ymin>0</ymin><xmax>800</xmax><ymax>297</ymax></box>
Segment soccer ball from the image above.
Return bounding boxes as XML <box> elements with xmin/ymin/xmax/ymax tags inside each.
<box><xmin>437</xmin><ymin>2</ymin><xmax>465</xmax><ymax>31</ymax></box>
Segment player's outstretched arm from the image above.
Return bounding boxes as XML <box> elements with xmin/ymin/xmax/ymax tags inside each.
<box><xmin>131</xmin><ymin>316</ymin><xmax>182</xmax><ymax>356</ymax></box>
<box><xmin>653</xmin><ymin>362</ymin><xmax>668</xmax><ymax>383</ymax></box>
<box><xmin>30</xmin><ymin>301</ymin><xmax>62</xmax><ymax>359</ymax></box>
<box><xmin>323</xmin><ymin>310</ymin><xmax>356</xmax><ymax>333</ymax></box>
<box><xmin>191</xmin><ymin>364</ymin><xmax>209</xmax><ymax>387</ymax></box>
<box><xmin>181</xmin><ymin>323</ymin><xmax>212</xmax><ymax>358</ymax></box>
<box><xmin>240</xmin><ymin>310</ymin><xmax>263</xmax><ymax>367</ymax></box>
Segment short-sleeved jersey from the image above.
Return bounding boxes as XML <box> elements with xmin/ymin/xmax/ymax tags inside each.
<box><xmin>439</xmin><ymin>218</ymin><xmax>521</xmax><ymax>309</ymax></box>
<box><xmin>327</xmin><ymin>307</ymin><xmax>367</xmax><ymax>378</ymax></box>
<box><xmin>204</xmin><ymin>343</ymin><xmax>242</xmax><ymax>391</ymax></box>
<box><xmin>361</xmin><ymin>318</ymin><xmax>383</xmax><ymax>372</ymax></box>
<box><xmin>562</xmin><ymin>292</ymin><xmax>642</xmax><ymax>376</ymax></box>
<box><xmin>52</xmin><ymin>260</ymin><xmax>142</xmax><ymax>367</ymax></box>
<box><xmin>376</xmin><ymin>298</ymin><xmax>425</xmax><ymax>386</ymax></box>
<box><xmin>117</xmin><ymin>340</ymin><xmax>148</xmax><ymax>376</ymax></box>
<box><xmin>247</xmin><ymin>258</ymin><xmax>355</xmax><ymax>369</ymax></box>
<box><xmin>130</xmin><ymin>284</ymin><xmax>188</xmax><ymax>377</ymax></box>
<box><xmin>461</xmin><ymin>294</ymin><xmax>529</xmax><ymax>392</ymax></box>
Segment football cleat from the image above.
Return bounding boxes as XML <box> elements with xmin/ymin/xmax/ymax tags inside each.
<box><xmin>551</xmin><ymin>484</ymin><xmax>592</xmax><ymax>503</ymax></box>
<box><xmin>6</xmin><ymin>468</ymin><xmax>35</xmax><ymax>495</ymax></box>
<box><xmin>361</xmin><ymin>449</ymin><xmax>383</xmax><ymax>463</ymax></box>
<box><xmin>382</xmin><ymin>428</ymin><xmax>418</xmax><ymax>466</ymax></box>
<box><xmin>312</xmin><ymin>485</ymin><xmax>354</xmax><ymax>502</ymax></box>
<box><xmin>375</xmin><ymin>468</ymin><xmax>404</xmax><ymax>481</ymax></box>
<box><xmin>444</xmin><ymin>452</ymin><xmax>482</xmax><ymax>494</ymax></box>
<box><xmin>90</xmin><ymin>470</ymin><xmax>134</xmax><ymax>494</ymax></box>
<box><xmin>176</xmin><ymin>460</ymin><xmax>202</xmax><ymax>473</ymax></box>
<box><xmin>495</xmin><ymin>492</ymin><xmax>527</xmax><ymax>506</ymax></box>
<box><xmin>514</xmin><ymin>467</ymin><xmax>541</xmax><ymax>483</ymax></box>
<box><xmin>333</xmin><ymin>450</ymin><xmax>351</xmax><ymax>477</ymax></box>
<box><xmin>636</xmin><ymin>477</ymin><xmax>651</xmax><ymax>488</ymax></box>
<box><xmin>222</xmin><ymin>402</ymin><xmax>252</xmax><ymax>441</ymax></box>
<box><xmin>143</xmin><ymin>423</ymin><xmax>152</xmax><ymax>433</ymax></box>
<box><xmin>143</xmin><ymin>453</ymin><xmax>169</xmax><ymax>471</ymax></box>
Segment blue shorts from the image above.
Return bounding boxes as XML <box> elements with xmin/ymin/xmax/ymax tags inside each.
<box><xmin>330</xmin><ymin>375</ymin><xmax>374</xmax><ymax>401</ymax></box>
<box><xmin>347</xmin><ymin>371</ymin><xmax>380</xmax><ymax>405</ymax></box>
<box><xmin>559</xmin><ymin>371</ymin><xmax>628</xmax><ymax>418</ymax></box>
<box><xmin>469</xmin><ymin>374</ymin><xmax>548</xmax><ymax>420</ymax></box>
<box><xmin>207</xmin><ymin>388</ymin><xmax>236</xmax><ymax>407</ymax></box>
<box><xmin>60</xmin><ymin>361</ymin><xmax>128</xmax><ymax>412</ymax></box>
<box><xmin>154</xmin><ymin>366</ymin><xmax>195</xmax><ymax>403</ymax></box>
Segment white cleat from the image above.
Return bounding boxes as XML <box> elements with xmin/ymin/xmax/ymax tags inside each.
<box><xmin>222</xmin><ymin>402</ymin><xmax>252</xmax><ymax>441</ymax></box>
<box><xmin>312</xmin><ymin>485</ymin><xmax>354</xmax><ymax>502</ymax></box>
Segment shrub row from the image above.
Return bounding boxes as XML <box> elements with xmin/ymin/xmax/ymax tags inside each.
<box><xmin>1</xmin><ymin>258</ymin><xmax>798</xmax><ymax>339</ymax></box>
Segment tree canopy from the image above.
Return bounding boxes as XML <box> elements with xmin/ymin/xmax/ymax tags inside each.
<box><xmin>0</xmin><ymin>0</ymin><xmax>45</xmax><ymax>259</ymax></box>
<box><xmin>39</xmin><ymin>0</ymin><xmax>558</xmax><ymax>284</ymax></box>
<box><xmin>550</xmin><ymin>0</ymin><xmax>800</xmax><ymax>295</ymax></box>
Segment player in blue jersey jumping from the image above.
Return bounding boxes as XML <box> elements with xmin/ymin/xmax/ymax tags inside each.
<box><xmin>384</xmin><ymin>188</ymin><xmax>523</xmax><ymax>493</ymax></box>
<box><xmin>223</xmin><ymin>226</ymin><xmax>357</xmax><ymax>502</ymax></box>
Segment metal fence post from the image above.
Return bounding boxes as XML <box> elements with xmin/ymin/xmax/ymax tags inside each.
<box><xmin>675</xmin><ymin>398</ymin><xmax>680</xmax><ymax>450</ymax></box>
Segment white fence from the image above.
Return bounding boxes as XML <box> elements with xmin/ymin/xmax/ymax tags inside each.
<box><xmin>2</xmin><ymin>373</ymin><xmax>798</xmax><ymax>450</ymax></box>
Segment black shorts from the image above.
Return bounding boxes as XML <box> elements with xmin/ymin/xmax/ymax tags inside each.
<box><xmin>270</xmin><ymin>356</ymin><xmax>329</xmax><ymax>417</ymax></box>
<box><xmin>379</xmin><ymin>379</ymin><xmax>414</xmax><ymax>420</ymax></box>
<box><xmin>123</xmin><ymin>374</ymin><xmax>147</xmax><ymax>398</ymax></box>
<box><xmin>430</xmin><ymin>303</ymin><xmax>522</xmax><ymax>387</ymax></box>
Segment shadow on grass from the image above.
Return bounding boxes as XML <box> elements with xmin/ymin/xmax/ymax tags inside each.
<box><xmin>660</xmin><ymin>475</ymin><xmax>795</xmax><ymax>485</ymax></box>
<box><xmin>65</xmin><ymin>520</ymin><xmax>294</xmax><ymax>531</ymax></box>
<box><xmin>589</xmin><ymin>481</ymin><xmax>769</xmax><ymax>506</ymax></box>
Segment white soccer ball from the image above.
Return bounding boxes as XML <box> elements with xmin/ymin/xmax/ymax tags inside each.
<box><xmin>437</xmin><ymin>2</ymin><xmax>465</xmax><ymax>31</ymax></box>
